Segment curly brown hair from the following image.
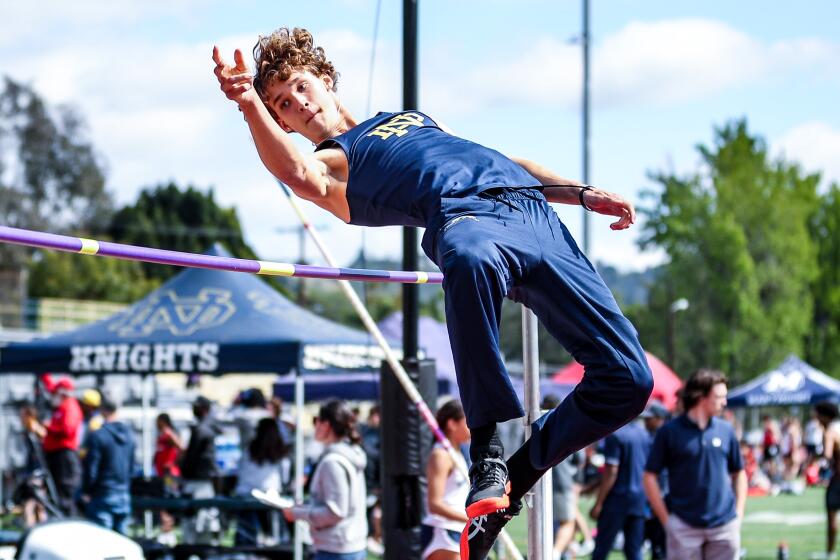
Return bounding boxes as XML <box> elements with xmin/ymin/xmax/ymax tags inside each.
<box><xmin>252</xmin><ymin>27</ymin><xmax>339</xmax><ymax>103</ymax></box>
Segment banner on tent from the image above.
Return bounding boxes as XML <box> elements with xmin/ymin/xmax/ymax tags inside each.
<box><xmin>302</xmin><ymin>344</ymin><xmax>416</xmax><ymax>371</ymax></box>
<box><xmin>69</xmin><ymin>342</ymin><xmax>219</xmax><ymax>373</ymax></box>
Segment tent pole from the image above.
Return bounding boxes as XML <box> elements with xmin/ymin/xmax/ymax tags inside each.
<box><xmin>142</xmin><ymin>373</ymin><xmax>153</xmax><ymax>537</ymax></box>
<box><xmin>276</xmin><ymin>182</ymin><xmax>523</xmax><ymax>558</ymax></box>
<box><xmin>294</xmin><ymin>372</ymin><xmax>305</xmax><ymax>560</ymax></box>
<box><xmin>0</xmin><ymin>375</ymin><xmax>5</xmax><ymax>510</ymax></box>
<box><xmin>522</xmin><ymin>307</ymin><xmax>552</xmax><ymax>560</ymax></box>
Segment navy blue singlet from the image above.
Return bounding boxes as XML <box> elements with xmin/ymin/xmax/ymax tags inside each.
<box><xmin>315</xmin><ymin>111</ymin><xmax>538</xmax><ymax>229</ymax></box>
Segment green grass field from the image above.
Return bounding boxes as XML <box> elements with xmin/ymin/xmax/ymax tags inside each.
<box><xmin>504</xmin><ymin>488</ymin><xmax>826</xmax><ymax>560</ymax></box>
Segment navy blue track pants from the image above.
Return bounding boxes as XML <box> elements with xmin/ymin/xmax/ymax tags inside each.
<box><xmin>424</xmin><ymin>188</ymin><xmax>653</xmax><ymax>470</ymax></box>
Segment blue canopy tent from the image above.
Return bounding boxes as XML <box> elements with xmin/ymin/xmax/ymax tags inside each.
<box><xmin>0</xmin><ymin>245</ymin><xmax>385</xmax><ymax>376</ymax></box>
<box><xmin>727</xmin><ymin>355</ymin><xmax>840</xmax><ymax>407</ymax></box>
<box><xmin>0</xmin><ymin>244</ymin><xmax>388</xmax><ymax>501</ymax></box>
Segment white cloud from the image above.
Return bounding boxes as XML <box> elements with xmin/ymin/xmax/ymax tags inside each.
<box><xmin>0</xmin><ymin>1</ymin><xmax>206</xmax><ymax>48</ymax></box>
<box><xmin>775</xmin><ymin>121</ymin><xmax>840</xmax><ymax>187</ymax></box>
<box><xmin>421</xmin><ymin>18</ymin><xmax>840</xmax><ymax>116</ymax></box>
<box><xmin>595</xmin><ymin>19</ymin><xmax>765</xmax><ymax>106</ymax></box>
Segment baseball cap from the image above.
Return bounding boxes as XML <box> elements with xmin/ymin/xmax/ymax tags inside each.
<box><xmin>80</xmin><ymin>389</ymin><xmax>102</xmax><ymax>407</ymax></box>
<box><xmin>640</xmin><ymin>400</ymin><xmax>669</xmax><ymax>419</ymax></box>
<box><xmin>41</xmin><ymin>373</ymin><xmax>75</xmax><ymax>393</ymax></box>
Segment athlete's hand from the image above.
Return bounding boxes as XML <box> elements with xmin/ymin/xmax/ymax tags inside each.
<box><xmin>582</xmin><ymin>188</ymin><xmax>636</xmax><ymax>230</ymax></box>
<box><xmin>589</xmin><ymin>503</ymin><xmax>602</xmax><ymax>520</ymax></box>
<box><xmin>212</xmin><ymin>46</ymin><xmax>258</xmax><ymax>109</ymax></box>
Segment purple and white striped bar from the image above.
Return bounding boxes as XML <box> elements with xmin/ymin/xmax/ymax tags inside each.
<box><xmin>0</xmin><ymin>226</ymin><xmax>443</xmax><ymax>285</ymax></box>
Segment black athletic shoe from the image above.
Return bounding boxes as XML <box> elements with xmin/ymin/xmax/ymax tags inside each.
<box><xmin>465</xmin><ymin>456</ymin><xmax>511</xmax><ymax>517</ymax></box>
<box><xmin>460</xmin><ymin>498</ymin><xmax>522</xmax><ymax>560</ymax></box>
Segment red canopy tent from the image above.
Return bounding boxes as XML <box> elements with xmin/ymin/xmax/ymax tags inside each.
<box><xmin>551</xmin><ymin>352</ymin><xmax>683</xmax><ymax>410</ymax></box>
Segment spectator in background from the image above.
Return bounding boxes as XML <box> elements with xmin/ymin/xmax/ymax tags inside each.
<box><xmin>78</xmin><ymin>389</ymin><xmax>103</xmax><ymax>454</ymax></box>
<box><xmin>268</xmin><ymin>396</ymin><xmax>296</xmax><ymax>495</ymax></box>
<box><xmin>283</xmin><ymin>399</ymin><xmax>368</xmax><ymax>560</ymax></box>
<box><xmin>234</xmin><ymin>417</ymin><xmax>289</xmax><ymax>546</ymax></box>
<box><xmin>81</xmin><ymin>396</ymin><xmax>135</xmax><ymax>534</ymax></box>
<box><xmin>816</xmin><ymin>401</ymin><xmax>840</xmax><ymax>558</ymax></box>
<box><xmin>806</xmin><ymin>409</ymin><xmax>826</xmax><ymax>459</ymax></box>
<box><xmin>180</xmin><ymin>395</ymin><xmax>222</xmax><ymax>544</ymax></box>
<box><xmin>269</xmin><ymin>396</ymin><xmax>294</xmax><ymax>449</ymax></box>
<box><xmin>360</xmin><ymin>405</ymin><xmax>383</xmax><ymax>555</ymax></box>
<box><xmin>154</xmin><ymin>413</ymin><xmax>184</xmax><ymax>480</ymax></box>
<box><xmin>590</xmin><ymin>412</ymin><xmax>651</xmax><ymax>560</ymax></box>
<box><xmin>26</xmin><ymin>374</ymin><xmax>83</xmax><ymax>516</ymax></box>
<box><xmin>781</xmin><ymin>417</ymin><xmax>803</xmax><ymax>483</ymax></box>
<box><xmin>154</xmin><ymin>412</ymin><xmax>184</xmax><ymax>546</ymax></box>
<box><xmin>233</xmin><ymin>387</ymin><xmax>270</xmax><ymax>451</ymax></box>
<box><xmin>640</xmin><ymin>401</ymin><xmax>669</xmax><ymax>560</ymax></box>
<box><xmin>17</xmin><ymin>402</ymin><xmax>49</xmax><ymax>527</ymax></box>
<box><xmin>762</xmin><ymin>414</ymin><xmax>782</xmax><ymax>482</ymax></box>
<box><xmin>421</xmin><ymin>400</ymin><xmax>470</xmax><ymax>560</ymax></box>
<box><xmin>644</xmin><ymin>369</ymin><xmax>746</xmax><ymax>560</ymax></box>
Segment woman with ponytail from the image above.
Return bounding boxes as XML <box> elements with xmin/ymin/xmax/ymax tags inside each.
<box><xmin>421</xmin><ymin>399</ymin><xmax>471</xmax><ymax>560</ymax></box>
<box><xmin>283</xmin><ymin>399</ymin><xmax>367</xmax><ymax>559</ymax></box>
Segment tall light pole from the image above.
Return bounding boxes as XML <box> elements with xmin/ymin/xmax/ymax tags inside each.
<box><xmin>666</xmin><ymin>298</ymin><xmax>689</xmax><ymax>372</ymax></box>
<box><xmin>582</xmin><ymin>0</ymin><xmax>591</xmax><ymax>254</ymax></box>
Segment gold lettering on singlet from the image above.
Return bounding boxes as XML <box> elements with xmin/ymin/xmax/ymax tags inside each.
<box><xmin>367</xmin><ymin>113</ymin><xmax>426</xmax><ymax>140</ymax></box>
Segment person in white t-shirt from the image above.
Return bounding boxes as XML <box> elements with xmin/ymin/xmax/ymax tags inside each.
<box><xmin>422</xmin><ymin>400</ymin><xmax>471</xmax><ymax>560</ymax></box>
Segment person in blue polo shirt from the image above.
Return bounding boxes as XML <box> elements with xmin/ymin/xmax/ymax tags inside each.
<box><xmin>643</xmin><ymin>369</ymin><xmax>747</xmax><ymax>560</ymax></box>
<box><xmin>590</xmin><ymin>415</ymin><xmax>651</xmax><ymax>560</ymax></box>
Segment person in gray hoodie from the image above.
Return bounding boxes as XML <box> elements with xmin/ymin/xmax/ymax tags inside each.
<box><xmin>81</xmin><ymin>396</ymin><xmax>135</xmax><ymax>534</ymax></box>
<box><xmin>284</xmin><ymin>399</ymin><xmax>368</xmax><ymax>560</ymax></box>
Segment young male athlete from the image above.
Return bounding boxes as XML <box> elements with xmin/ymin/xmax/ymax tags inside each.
<box><xmin>212</xmin><ymin>28</ymin><xmax>653</xmax><ymax>559</ymax></box>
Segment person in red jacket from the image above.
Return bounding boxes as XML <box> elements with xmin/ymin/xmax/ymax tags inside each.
<box><xmin>28</xmin><ymin>374</ymin><xmax>84</xmax><ymax>516</ymax></box>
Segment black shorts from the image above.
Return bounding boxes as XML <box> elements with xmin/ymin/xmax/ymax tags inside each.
<box><xmin>826</xmin><ymin>478</ymin><xmax>840</xmax><ymax>511</ymax></box>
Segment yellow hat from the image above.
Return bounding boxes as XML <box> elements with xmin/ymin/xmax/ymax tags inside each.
<box><xmin>80</xmin><ymin>389</ymin><xmax>101</xmax><ymax>407</ymax></box>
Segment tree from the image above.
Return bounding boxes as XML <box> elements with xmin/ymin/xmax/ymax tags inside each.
<box><xmin>807</xmin><ymin>184</ymin><xmax>840</xmax><ymax>376</ymax></box>
<box><xmin>639</xmin><ymin>120</ymin><xmax>819</xmax><ymax>381</ymax></box>
<box><xmin>0</xmin><ymin>77</ymin><xmax>112</xmax><ymax>240</ymax></box>
<box><xmin>107</xmin><ymin>183</ymin><xmax>259</xmax><ymax>282</ymax></box>
<box><xmin>28</xmin><ymin>250</ymin><xmax>158</xmax><ymax>303</ymax></box>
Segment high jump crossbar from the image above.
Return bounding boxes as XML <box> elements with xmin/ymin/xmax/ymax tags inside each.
<box><xmin>0</xmin><ymin>225</ymin><xmax>443</xmax><ymax>285</ymax></box>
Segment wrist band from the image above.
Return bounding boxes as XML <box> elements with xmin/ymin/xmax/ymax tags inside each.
<box><xmin>579</xmin><ymin>185</ymin><xmax>594</xmax><ymax>211</ymax></box>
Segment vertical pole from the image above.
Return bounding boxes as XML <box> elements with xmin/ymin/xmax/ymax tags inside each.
<box><xmin>582</xmin><ymin>0</ymin><xmax>591</xmax><ymax>254</ymax></box>
<box><xmin>142</xmin><ymin>373</ymin><xmax>153</xmax><ymax>537</ymax></box>
<box><xmin>0</xmin><ymin>375</ymin><xmax>5</xmax><ymax>509</ymax></box>
<box><xmin>294</xmin><ymin>373</ymin><xmax>305</xmax><ymax>560</ymax></box>
<box><xmin>402</xmin><ymin>0</ymin><xmax>419</xmax><ymax>360</ymax></box>
<box><xmin>522</xmin><ymin>307</ymin><xmax>552</xmax><ymax>559</ymax></box>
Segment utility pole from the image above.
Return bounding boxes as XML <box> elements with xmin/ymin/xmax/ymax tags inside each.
<box><xmin>277</xmin><ymin>224</ymin><xmax>328</xmax><ymax>304</ymax></box>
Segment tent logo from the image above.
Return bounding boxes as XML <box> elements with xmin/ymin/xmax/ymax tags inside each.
<box><xmin>762</xmin><ymin>370</ymin><xmax>805</xmax><ymax>393</ymax></box>
<box><xmin>109</xmin><ymin>289</ymin><xmax>236</xmax><ymax>337</ymax></box>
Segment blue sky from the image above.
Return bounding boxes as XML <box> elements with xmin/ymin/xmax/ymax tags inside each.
<box><xmin>3</xmin><ymin>1</ymin><xmax>838</xmax><ymax>271</ymax></box>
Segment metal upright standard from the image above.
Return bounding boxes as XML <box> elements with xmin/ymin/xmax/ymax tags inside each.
<box><xmin>402</xmin><ymin>0</ymin><xmax>420</xmax><ymax>361</ymax></box>
<box><xmin>522</xmin><ymin>307</ymin><xmax>553</xmax><ymax>560</ymax></box>
<box><xmin>582</xmin><ymin>0</ymin><xmax>591</xmax><ymax>254</ymax></box>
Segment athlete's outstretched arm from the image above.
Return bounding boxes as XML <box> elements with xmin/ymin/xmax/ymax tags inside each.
<box><xmin>212</xmin><ymin>47</ymin><xmax>331</xmax><ymax>202</ymax></box>
<box><xmin>512</xmin><ymin>156</ymin><xmax>635</xmax><ymax>230</ymax></box>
